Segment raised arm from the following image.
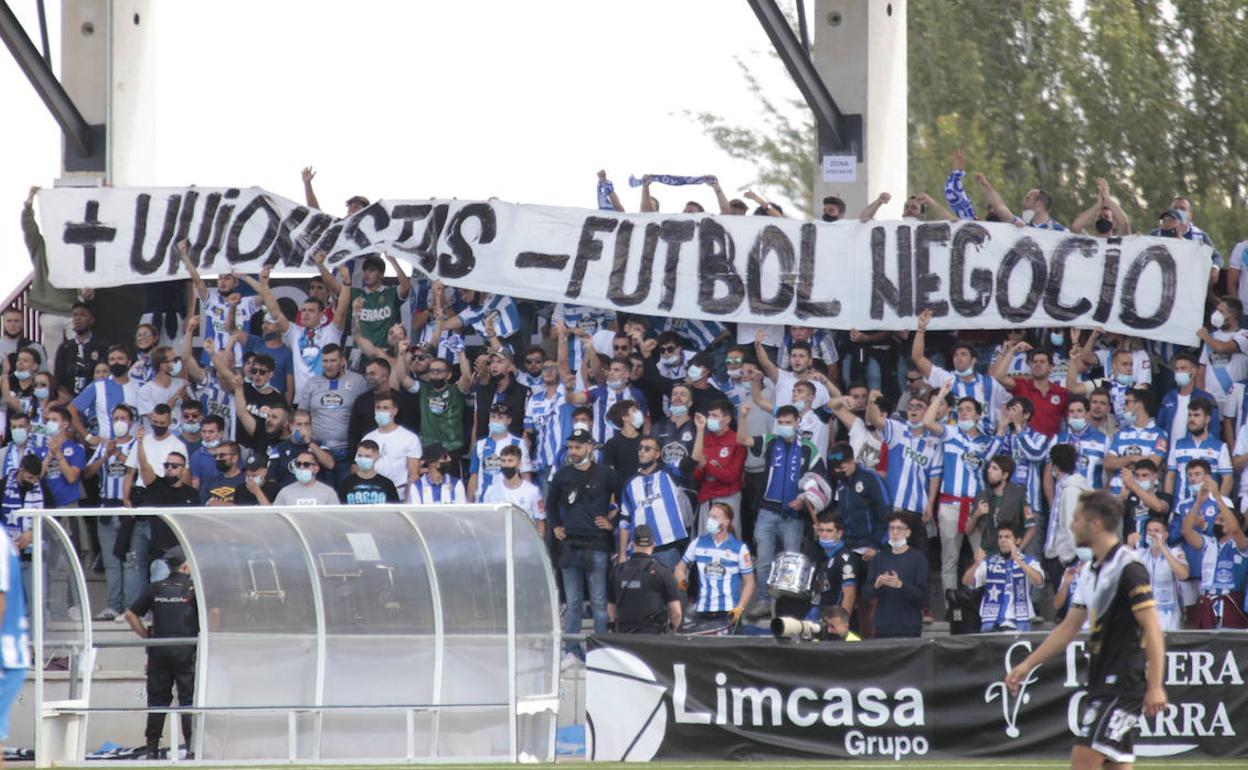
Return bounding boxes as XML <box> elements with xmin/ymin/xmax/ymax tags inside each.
<box><xmin>333</xmin><ymin>266</ymin><xmax>351</xmax><ymax>331</ymax></box>
<box><xmin>857</xmin><ymin>192</ymin><xmax>892</xmax><ymax>223</ymax></box>
<box><xmin>865</xmin><ymin>389</ymin><xmax>886</xmax><ymax>430</ymax></box>
<box><xmin>922</xmin><ymin>381</ymin><xmax>951</xmax><ymax>433</ymax></box>
<box><xmin>1070</xmin><ymin>195</ymin><xmax>1102</xmax><ymax>236</ymax></box>
<box><xmin>691</xmin><ymin>412</ymin><xmax>707</xmax><ymax>464</ymax></box>
<box><xmin>708</xmin><ymin>175</ymin><xmax>732</xmax><ymax>214</ymax></box>
<box><xmin>597</xmin><ymin>170</ymin><xmax>625</xmax><ymax>213</ymax></box>
<box><xmin>912</xmin><ymin>309</ymin><xmax>935</xmax><ymax>376</ymax></box>
<box><xmin>301</xmin><ymin>166</ymin><xmax>320</xmax><ymax>210</ymax></box>
<box><xmin>175</xmin><ymin>238</ymin><xmax>209</xmax><ymax>301</ymax></box>
<box><xmin>385</xmin><ymin>252</ymin><xmax>411</xmax><ymax>299</ymax></box>
<box><xmin>312</xmin><ymin>250</ymin><xmax>343</xmax><ymax>296</ymax></box>
<box><xmin>181</xmin><ymin>317</ymin><xmax>206</xmax><ymax>384</ymax></box>
<box><xmin>990</xmin><ymin>340</ymin><xmax>1025</xmax><ymax>390</ymax></box>
<box><xmin>973</xmin><ymin>172</ymin><xmax>1015</xmax><ymax>222</ymax></box>
<box><xmin>239</xmin><ymin>268</ymin><xmax>287</xmax><ymax>334</ymax></box>
<box><xmin>1098</xmin><ymin>178</ymin><xmax>1131</xmax><ymax>235</ymax></box>
<box><xmin>744</xmin><ymin>190</ymin><xmax>783</xmax><ymax>218</ymax></box>
<box><xmin>753</xmin><ymin>328</ymin><xmax>780</xmax><ymax>383</ymax></box>
<box><xmin>914</xmin><ymin>192</ymin><xmax>957</xmax><ymax>222</ymax></box>
<box><xmin>639</xmin><ymin>175</ymin><xmax>657</xmax><ymax>213</ymax></box>
<box><xmin>232</xmin><ymin>380</ymin><xmax>258</xmax><ymax>437</ymax></box>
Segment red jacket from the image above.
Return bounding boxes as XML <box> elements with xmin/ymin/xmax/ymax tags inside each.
<box><xmin>1009</xmin><ymin>377</ymin><xmax>1069</xmax><ymax>437</ymax></box>
<box><xmin>694</xmin><ymin>429</ymin><xmax>746</xmax><ymax>502</ymax></box>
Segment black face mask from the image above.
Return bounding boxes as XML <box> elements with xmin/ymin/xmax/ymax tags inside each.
<box><xmin>1094</xmin><ymin>217</ymin><xmax>1113</xmax><ymax>234</ymax></box>
<box><xmin>214</xmin><ymin>458</ymin><xmax>232</xmax><ymax>473</ymax></box>
<box><xmin>1160</xmin><ymin>228</ymin><xmax>1178</xmax><ymax>238</ymax></box>
<box><xmin>500</xmin><ymin>466</ymin><xmax>518</xmax><ymax>479</ymax></box>
<box><xmin>152</xmin><ymin>425</ymin><xmax>169</xmax><ymax>438</ymax></box>
<box><xmin>821</xmin><ymin>214</ymin><xmax>839</xmax><ymax>223</ymax></box>
<box><xmin>109</xmin><ymin>363</ymin><xmax>129</xmax><ymax>378</ymax></box>
<box><xmin>1213</xmin><ymin>524</ymin><xmax>1226</xmax><ymax>540</ymax></box>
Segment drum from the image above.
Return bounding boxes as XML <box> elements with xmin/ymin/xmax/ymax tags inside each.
<box><xmin>767</xmin><ymin>551</ymin><xmax>814</xmax><ymax>598</ymax></box>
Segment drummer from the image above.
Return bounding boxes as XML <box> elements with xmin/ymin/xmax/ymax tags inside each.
<box><xmin>773</xmin><ymin>512</ymin><xmax>862</xmax><ymax>623</ymax></box>
<box><xmin>675</xmin><ymin>502</ymin><xmax>755</xmax><ymax>627</ymax></box>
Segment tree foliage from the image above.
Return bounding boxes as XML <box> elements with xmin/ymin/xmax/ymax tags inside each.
<box><xmin>691</xmin><ymin>0</ymin><xmax>1248</xmax><ymax>251</ymax></box>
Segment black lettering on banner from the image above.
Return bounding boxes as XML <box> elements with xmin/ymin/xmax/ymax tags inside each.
<box><xmin>267</xmin><ymin>206</ymin><xmax>311</xmax><ymax>268</ymax></box>
<box><xmin>388</xmin><ymin>204</ymin><xmax>432</xmax><ymax>251</ymax></box>
<box><xmin>796</xmin><ymin>222</ymin><xmax>840</xmax><ymax>319</ymax></box>
<box><xmin>295</xmin><ymin>212</ymin><xmax>337</xmax><ymax>255</ymax></box>
<box><xmin>949</xmin><ymin>223</ymin><xmax>992</xmax><ymax>317</ymax></box>
<box><xmin>169</xmin><ymin>189</ymin><xmax>200</xmax><ymax>274</ymax></box>
<box><xmin>1119</xmin><ymin>245</ymin><xmax>1176</xmax><ymax>329</ymax></box>
<box><xmin>225</xmin><ymin>194</ymin><xmax>280</xmax><ymax>266</ymax></box>
<box><xmin>1093</xmin><ymin>239</ymin><xmax>1122</xmax><ymax>324</ymax></box>
<box><xmin>870</xmin><ymin>225</ymin><xmax>913</xmax><ymax>319</ymax></box>
<box><xmin>568</xmin><ymin>216</ymin><xmax>618</xmax><ymax>298</ymax></box>
<box><xmin>342</xmin><ymin>202</ymin><xmax>392</xmax><ymax>251</ymax></box>
<box><xmin>914</xmin><ymin>223</ymin><xmax>950</xmax><ymax>317</ymax></box>
<box><xmin>179</xmin><ymin>192</ymin><xmax>221</xmax><ymax>268</ymax></box>
<box><xmin>412</xmin><ymin>203</ymin><xmax>450</xmax><ymax>274</ymax></box>
<box><xmin>62</xmin><ymin>200</ymin><xmax>117</xmax><ymax>273</ymax></box>
<box><xmin>441</xmin><ymin>202</ymin><xmax>494</xmax><ymax>279</ymax></box>
<box><xmin>657</xmin><ymin>220</ymin><xmax>696</xmax><ymax>311</ymax></box>
<box><xmin>995</xmin><ymin>237</ymin><xmax>1046</xmax><ymax>323</ymax></box>
<box><xmin>1043</xmin><ymin>236</ymin><xmax>1096</xmax><ymax>321</ymax></box>
<box><xmin>515</xmin><ymin>252</ymin><xmax>571</xmax><ymax>269</ymax></box>
<box><xmin>697</xmin><ymin>219</ymin><xmax>744</xmax><ymax>314</ymax></box>
<box><xmin>202</xmin><ymin>188</ymin><xmax>240</xmax><ymax>269</ymax></box>
<box><xmin>130</xmin><ymin>193</ymin><xmax>182</xmax><ymax>276</ymax></box>
<box><xmin>608</xmin><ymin>221</ymin><xmax>658</xmax><ymax>306</ymax></box>
<box><xmin>746</xmin><ymin>225</ymin><xmax>795</xmax><ymax>315</ymax></box>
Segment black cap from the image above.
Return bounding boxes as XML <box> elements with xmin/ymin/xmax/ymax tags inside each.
<box><xmin>422</xmin><ymin>442</ymin><xmax>449</xmax><ymax>463</ymax></box>
<box><xmin>632</xmin><ymin>525</ymin><xmax>655</xmax><ymax>548</ymax></box>
<box><xmin>567</xmin><ymin>429</ymin><xmax>594</xmax><ymax>445</ymax></box>
<box><xmin>244</xmin><ymin>455</ymin><xmax>267</xmax><ymax>472</ymax></box>
<box><xmin>489</xmin><ymin>402</ymin><xmax>512</xmax><ymax>417</ymax></box>
<box><xmin>827</xmin><ymin>441</ymin><xmax>854</xmax><ymax>465</ymax></box>
<box><xmin>163</xmin><ymin>546</ymin><xmax>186</xmax><ymax>568</ymax></box>
<box><xmin>490</xmin><ymin>346</ymin><xmax>514</xmax><ymax>363</ymax></box>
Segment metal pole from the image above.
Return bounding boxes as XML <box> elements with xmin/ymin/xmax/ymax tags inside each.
<box><xmin>32</xmin><ymin>512</ymin><xmax>45</xmax><ymax>767</ymax></box>
<box><xmin>34</xmin><ymin>0</ymin><xmax>48</xmax><ymax>64</ymax></box>
<box><xmin>795</xmin><ymin>0</ymin><xmax>810</xmax><ymax>55</ymax></box>
<box><xmin>401</xmin><ymin>511</ymin><xmax>445</xmax><ymax>758</ymax></box>
<box><xmin>278</xmin><ymin>512</ymin><xmax>326</xmax><ymax>761</ymax></box>
<box><xmin>0</xmin><ymin>0</ymin><xmax>93</xmax><ymax>156</ymax></box>
<box><xmin>504</xmin><ymin>508</ymin><xmax>518</xmax><ymax>762</ymax></box>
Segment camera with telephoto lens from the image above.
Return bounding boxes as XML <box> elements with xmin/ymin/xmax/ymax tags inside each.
<box><xmin>770</xmin><ymin>617</ymin><xmax>822</xmax><ymax>641</ymax></box>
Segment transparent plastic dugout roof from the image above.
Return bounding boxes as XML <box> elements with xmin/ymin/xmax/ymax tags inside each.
<box><xmin>34</xmin><ymin>504</ymin><xmax>560</xmax><ymax>765</ymax></box>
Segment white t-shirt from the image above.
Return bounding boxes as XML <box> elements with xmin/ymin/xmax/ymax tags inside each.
<box><xmin>124</xmin><ymin>433</ymin><xmax>189</xmax><ymax>488</ymax></box>
<box><xmin>771</xmin><ymin>369</ymin><xmax>830</xmax><ymax>411</ymax></box>
<box><xmin>285</xmin><ymin>323</ymin><xmax>344</xmax><ymax>396</ymax></box>
<box><xmin>848</xmin><ymin>417</ymin><xmax>884</xmax><ymax>473</ymax></box>
<box><xmin>483</xmin><ymin>479</ymin><xmax>546</xmax><ymax>522</ymax></box>
<box><xmin>136</xmin><ymin>378</ymin><xmax>188</xmax><ymax>423</ymax></box>
<box><xmin>1200</xmin><ymin>328</ymin><xmax>1248</xmax><ymax>408</ymax></box>
<box><xmin>1169</xmin><ymin>393</ymin><xmax>1191</xmax><ymax>448</ymax></box>
<box><xmin>363</xmin><ymin>425</ymin><xmax>423</xmax><ymax>498</ymax></box>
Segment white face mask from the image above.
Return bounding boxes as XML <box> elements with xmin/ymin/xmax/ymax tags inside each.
<box><xmin>629</xmin><ymin>411</ymin><xmax>644</xmax><ymax>429</ymax></box>
<box><xmin>1211</xmin><ymin>310</ymin><xmax>1227</xmax><ymax>329</ymax></box>
<box><xmin>1075</xmin><ymin>546</ymin><xmax>1093</xmax><ymax>562</ymax></box>
<box><xmin>726</xmin><ymin>367</ymin><xmax>742</xmax><ymax>379</ymax></box>
<box><xmin>888</xmin><ymin>537</ymin><xmax>908</xmax><ymax>550</ymax></box>
<box><xmin>1021</xmin><ymin>208</ymin><xmax>1037</xmax><ymax>224</ymax></box>
<box><xmin>573</xmin><ymin>421</ymin><xmax>591</xmax><ymax>433</ymax></box>
<box><xmin>706</xmin><ymin>518</ymin><xmax>722</xmax><ymax>535</ymax></box>
<box><xmin>112</xmin><ymin>419</ymin><xmax>130</xmax><ymax>437</ymax></box>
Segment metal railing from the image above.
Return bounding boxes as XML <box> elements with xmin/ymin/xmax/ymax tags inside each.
<box><xmin>0</xmin><ymin>271</ymin><xmax>41</xmax><ymax>342</ymax></box>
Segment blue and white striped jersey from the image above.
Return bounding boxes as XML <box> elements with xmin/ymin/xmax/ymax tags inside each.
<box><xmin>408</xmin><ymin>474</ymin><xmax>467</xmax><ymax>505</ymax></box>
<box><xmin>998</xmin><ymin>425</ymin><xmax>1054</xmax><ymax>512</ymax></box>
<box><xmin>203</xmin><ymin>290</ymin><xmax>259</xmax><ymax>367</ymax></box>
<box><xmin>880</xmin><ymin>419</ymin><xmax>943</xmax><ymax>512</ymax></box>
<box><xmin>1</xmin><ymin>443</ymin><xmax>45</xmax><ymax>478</ymax></box>
<box><xmin>1055</xmin><ymin>425</ymin><xmax>1109</xmax><ymax>489</ymax></box>
<box><xmin>70</xmin><ymin>379</ymin><xmax>127</xmax><ymax>439</ymax></box>
<box><xmin>586</xmin><ymin>384</ymin><xmax>648</xmax><ymax>443</ymax></box>
<box><xmin>682</xmin><ymin>533</ymin><xmax>753</xmax><ymax>614</ymax></box>
<box><xmin>88</xmin><ymin>439</ymin><xmax>135</xmax><ymax>502</ymax></box>
<box><xmin>524</xmin><ymin>385</ymin><xmax>569</xmax><ymax>472</ymax></box>
<box><xmin>1106</xmin><ymin>421</ymin><xmax>1169</xmax><ymax>493</ymax></box>
<box><xmin>553</xmin><ymin>304</ymin><xmax>615</xmax><ymax>371</ymax></box>
<box><xmin>0</xmin><ymin>538</ymin><xmax>31</xmax><ymax>670</ymax></box>
<box><xmin>454</xmin><ymin>294</ymin><xmax>521</xmax><ymax>340</ymax></box>
<box><xmin>619</xmin><ymin>467</ymin><xmax>690</xmax><ymax>546</ymax></box>
<box><xmin>1167</xmin><ymin>434</ymin><xmax>1232</xmax><ymax>502</ymax></box>
<box><xmin>925</xmin><ymin>365</ymin><xmax>1006</xmax><ymax>432</ymax></box>
<box><xmin>936</xmin><ymin>425</ymin><xmax>995</xmax><ymax>498</ymax></box>
<box><xmin>659</xmin><ymin>317</ymin><xmax>726</xmax><ymax>353</ymax></box>
<box><xmin>469</xmin><ymin>434</ymin><xmax>532</xmax><ymax>501</ymax></box>
<box><xmin>194</xmin><ymin>364</ymin><xmax>236</xmax><ymax>442</ymax></box>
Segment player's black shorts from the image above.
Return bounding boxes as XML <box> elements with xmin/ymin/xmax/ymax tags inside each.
<box><xmin>1075</xmin><ymin>695</ymin><xmax>1143</xmax><ymax>763</ymax></box>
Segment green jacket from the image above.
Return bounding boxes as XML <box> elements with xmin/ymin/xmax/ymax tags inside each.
<box><xmin>22</xmin><ymin>203</ymin><xmax>76</xmax><ymax>314</ymax></box>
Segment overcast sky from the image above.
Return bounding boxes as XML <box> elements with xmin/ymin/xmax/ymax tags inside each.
<box><xmin>1</xmin><ymin>0</ymin><xmax>811</xmax><ymax>301</ymax></box>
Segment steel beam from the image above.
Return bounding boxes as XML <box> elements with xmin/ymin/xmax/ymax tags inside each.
<box><xmin>0</xmin><ymin>0</ymin><xmax>92</xmax><ymax>157</ymax></box>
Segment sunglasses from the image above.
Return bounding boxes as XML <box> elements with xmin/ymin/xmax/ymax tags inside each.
<box><xmin>294</xmin><ymin>461</ymin><xmax>317</xmax><ymax>469</ymax></box>
<box><xmin>412</xmin><ymin>353</ymin><xmax>430</xmax><ymax>361</ymax></box>
<box><xmin>726</xmin><ymin>357</ymin><xmax>744</xmax><ymax>364</ymax></box>
<box><xmin>252</xmin><ymin>369</ymin><xmax>271</xmax><ymax>376</ymax></box>
<box><xmin>660</xmin><ymin>345</ymin><xmax>679</xmax><ymax>353</ymax></box>
<box><xmin>163</xmin><ymin>463</ymin><xmax>185</xmax><ymax>470</ymax></box>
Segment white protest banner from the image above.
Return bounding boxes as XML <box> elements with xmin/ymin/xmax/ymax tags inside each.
<box><xmin>37</xmin><ymin>186</ymin><xmax>1210</xmax><ymax>344</ymax></box>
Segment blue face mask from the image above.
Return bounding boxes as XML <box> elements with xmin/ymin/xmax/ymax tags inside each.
<box><xmin>705</xmin><ymin>518</ymin><xmax>722</xmax><ymax>535</ymax></box>
<box><xmin>792</xmin><ymin>399</ymin><xmax>808</xmax><ymax>412</ymax></box>
<box><xmin>374</xmin><ymin>411</ymin><xmax>393</xmax><ymax>427</ymax></box>
<box><xmin>705</xmin><ymin>418</ymin><xmax>722</xmax><ymax>433</ymax></box>
<box><xmin>291</xmin><ymin>429</ymin><xmax>306</xmax><ymax>444</ymax></box>
<box><xmin>1075</xmin><ymin>547</ymin><xmax>1093</xmax><ymax>562</ymax></box>
<box><xmin>1137</xmin><ymin>478</ymin><xmax>1153</xmax><ymax>491</ymax></box>
<box><xmin>1049</xmin><ymin>332</ymin><xmax>1064</xmax><ymax>347</ymax></box>
<box><xmin>955</xmin><ymin>366</ymin><xmax>975</xmax><ymax>378</ymax></box>
<box><xmin>1068</xmin><ymin>417</ymin><xmax>1087</xmax><ymax>432</ymax></box>
<box><xmin>13</xmin><ymin>369</ymin><xmax>31</xmax><ymax>381</ymax></box>
<box><xmin>775</xmin><ymin>424</ymin><xmax>796</xmax><ymax>440</ymax></box>
<box><xmin>294</xmin><ymin>468</ymin><xmax>314</xmax><ymax>484</ymax></box>
<box><xmin>817</xmin><ymin>537</ymin><xmax>841</xmax><ymax>551</ymax></box>
<box><xmin>670</xmin><ymin>404</ymin><xmax>689</xmax><ymax>418</ymax></box>
<box><xmin>907</xmin><ymin>420</ymin><xmax>924</xmax><ymax>430</ymax></box>
<box><xmin>686</xmin><ymin>365</ymin><xmax>705</xmax><ymax>381</ymax></box>
<box><xmin>488</xmin><ymin>420</ymin><xmax>507</xmax><ymax>435</ymax></box>
<box><xmin>10</xmin><ymin>428</ymin><xmax>27</xmax><ymax>444</ymax></box>
<box><xmin>34</xmin><ymin>386</ymin><xmax>50</xmax><ymax>401</ymax></box>
<box><xmin>355</xmin><ymin>456</ymin><xmax>375</xmax><ymax>471</ymax></box>
<box><xmin>1121</xmin><ymin>411</ymin><xmax>1136</xmax><ymax>427</ymax></box>
<box><xmin>630</xmin><ymin>411</ymin><xmax>644</xmax><ymax>429</ymax></box>
<box><xmin>1175</xmin><ymin>371</ymin><xmax>1192</xmax><ymax>388</ymax></box>
<box><xmin>1115</xmin><ymin>372</ymin><xmax>1135</xmax><ymax>387</ymax></box>
<box><xmin>957</xmin><ymin>419</ymin><xmax>976</xmax><ymax>433</ymax></box>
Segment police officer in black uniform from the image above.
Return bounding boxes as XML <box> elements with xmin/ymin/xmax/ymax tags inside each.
<box><xmin>123</xmin><ymin>546</ymin><xmax>199</xmax><ymax>759</ymax></box>
<box><xmin>608</xmin><ymin>526</ymin><xmax>683</xmax><ymax>633</ymax></box>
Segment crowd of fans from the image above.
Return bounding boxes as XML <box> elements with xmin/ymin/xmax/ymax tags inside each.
<box><xmin>8</xmin><ymin>162</ymin><xmax>1248</xmax><ymax>663</ymax></box>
